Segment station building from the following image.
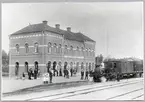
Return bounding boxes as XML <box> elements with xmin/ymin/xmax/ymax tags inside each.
<box><xmin>9</xmin><ymin>21</ymin><xmax>96</xmax><ymax>77</ymax></box>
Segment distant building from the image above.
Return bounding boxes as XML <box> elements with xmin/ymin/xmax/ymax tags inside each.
<box><xmin>9</xmin><ymin>21</ymin><xmax>96</xmax><ymax>77</ymax></box>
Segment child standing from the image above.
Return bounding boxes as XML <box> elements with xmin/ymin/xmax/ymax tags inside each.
<box><xmin>22</xmin><ymin>72</ymin><xmax>25</xmax><ymax>80</ymax></box>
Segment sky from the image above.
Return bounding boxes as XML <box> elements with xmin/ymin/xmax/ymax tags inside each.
<box><xmin>2</xmin><ymin>2</ymin><xmax>143</xmax><ymax>59</ymax></box>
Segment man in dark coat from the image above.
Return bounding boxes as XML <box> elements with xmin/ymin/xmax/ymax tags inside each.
<box><xmin>59</xmin><ymin>67</ymin><xmax>62</xmax><ymax>76</ymax></box>
<box><xmin>81</xmin><ymin>63</ymin><xmax>84</xmax><ymax>80</ymax></box>
<box><xmin>28</xmin><ymin>68</ymin><xmax>32</xmax><ymax>80</ymax></box>
<box><xmin>64</xmin><ymin>65</ymin><xmax>67</xmax><ymax>78</ymax></box>
<box><xmin>81</xmin><ymin>68</ymin><xmax>84</xmax><ymax>80</ymax></box>
<box><xmin>66</xmin><ymin>69</ymin><xmax>69</xmax><ymax>78</ymax></box>
<box><xmin>30</xmin><ymin>68</ymin><xmax>34</xmax><ymax>78</ymax></box>
<box><xmin>70</xmin><ymin>68</ymin><xmax>73</xmax><ymax>77</ymax></box>
<box><xmin>85</xmin><ymin>69</ymin><xmax>89</xmax><ymax>80</ymax></box>
<box><xmin>49</xmin><ymin>69</ymin><xmax>53</xmax><ymax>83</ymax></box>
<box><xmin>116</xmin><ymin>72</ymin><xmax>120</xmax><ymax>82</ymax></box>
<box><xmin>34</xmin><ymin>68</ymin><xmax>38</xmax><ymax>79</ymax></box>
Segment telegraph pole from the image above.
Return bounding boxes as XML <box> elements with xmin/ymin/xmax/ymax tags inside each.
<box><xmin>106</xmin><ymin>26</ymin><xmax>109</xmax><ymax>60</ymax></box>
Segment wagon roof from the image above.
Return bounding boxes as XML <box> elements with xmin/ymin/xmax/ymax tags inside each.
<box><xmin>104</xmin><ymin>57</ymin><xmax>142</xmax><ymax>63</ymax></box>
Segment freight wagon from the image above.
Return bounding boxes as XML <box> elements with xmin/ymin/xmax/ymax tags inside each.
<box><xmin>103</xmin><ymin>59</ymin><xmax>143</xmax><ymax>78</ymax></box>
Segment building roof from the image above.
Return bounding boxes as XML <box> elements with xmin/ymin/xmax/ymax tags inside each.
<box><xmin>10</xmin><ymin>22</ymin><xmax>95</xmax><ymax>42</ymax></box>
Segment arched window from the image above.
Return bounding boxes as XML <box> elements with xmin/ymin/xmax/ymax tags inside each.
<box><xmin>58</xmin><ymin>62</ymin><xmax>62</xmax><ymax>67</ymax></box>
<box><xmin>70</xmin><ymin>46</ymin><xmax>73</xmax><ymax>55</ymax></box>
<box><xmin>65</xmin><ymin>45</ymin><xmax>68</xmax><ymax>54</ymax></box>
<box><xmin>58</xmin><ymin>44</ymin><xmax>62</xmax><ymax>53</ymax></box>
<box><xmin>81</xmin><ymin>62</ymin><xmax>84</xmax><ymax>70</ymax></box>
<box><xmin>86</xmin><ymin>63</ymin><xmax>88</xmax><ymax>70</ymax></box>
<box><xmin>70</xmin><ymin>62</ymin><xmax>73</xmax><ymax>68</ymax></box>
<box><xmin>25</xmin><ymin>43</ymin><xmax>29</xmax><ymax>53</ymax></box>
<box><xmin>89</xmin><ymin>63</ymin><xmax>91</xmax><ymax>71</ymax></box>
<box><xmin>47</xmin><ymin>61</ymin><xmax>51</xmax><ymax>72</ymax></box>
<box><xmin>88</xmin><ymin>48</ymin><xmax>91</xmax><ymax>56</ymax></box>
<box><xmin>81</xmin><ymin>47</ymin><xmax>84</xmax><ymax>56</ymax></box>
<box><xmin>34</xmin><ymin>42</ymin><xmax>38</xmax><ymax>53</ymax></box>
<box><xmin>16</xmin><ymin>44</ymin><xmax>19</xmax><ymax>53</ymax></box>
<box><xmin>92</xmin><ymin>63</ymin><xmax>95</xmax><ymax>71</ymax></box>
<box><xmin>53</xmin><ymin>61</ymin><xmax>57</xmax><ymax>70</ymax></box>
<box><xmin>48</xmin><ymin>42</ymin><xmax>52</xmax><ymax>53</ymax></box>
<box><xmin>90</xmin><ymin>49</ymin><xmax>92</xmax><ymax>56</ymax></box>
<box><xmin>76</xmin><ymin>62</ymin><xmax>79</xmax><ymax>72</ymax></box>
<box><xmin>34</xmin><ymin>61</ymin><xmax>38</xmax><ymax>70</ymax></box>
<box><xmin>54</xmin><ymin>43</ymin><xmax>57</xmax><ymax>53</ymax></box>
<box><xmin>25</xmin><ymin>62</ymin><xmax>29</xmax><ymax>72</ymax></box>
<box><xmin>77</xmin><ymin>46</ymin><xmax>79</xmax><ymax>56</ymax></box>
<box><xmin>92</xmin><ymin>49</ymin><xmax>95</xmax><ymax>56</ymax></box>
<box><xmin>86</xmin><ymin>48</ymin><xmax>88</xmax><ymax>56</ymax></box>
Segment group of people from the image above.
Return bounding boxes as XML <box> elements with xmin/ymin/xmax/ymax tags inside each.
<box><xmin>22</xmin><ymin>68</ymin><xmax>41</xmax><ymax>80</ymax></box>
<box><xmin>80</xmin><ymin>68</ymin><xmax>93</xmax><ymax>80</ymax></box>
<box><xmin>43</xmin><ymin>62</ymin><xmax>78</xmax><ymax>83</ymax></box>
<box><xmin>47</xmin><ymin>62</ymin><xmax>77</xmax><ymax>77</ymax></box>
<box><xmin>20</xmin><ymin>63</ymin><xmax>111</xmax><ymax>83</ymax></box>
<box><xmin>104</xmin><ymin>70</ymin><xmax>121</xmax><ymax>82</ymax></box>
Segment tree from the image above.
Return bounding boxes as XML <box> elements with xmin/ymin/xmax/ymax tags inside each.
<box><xmin>2</xmin><ymin>50</ymin><xmax>9</xmax><ymax>74</ymax></box>
<box><xmin>2</xmin><ymin>50</ymin><xmax>8</xmax><ymax>64</ymax></box>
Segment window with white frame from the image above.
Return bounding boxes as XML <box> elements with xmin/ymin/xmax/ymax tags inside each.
<box><xmin>54</xmin><ymin>43</ymin><xmax>57</xmax><ymax>53</ymax></box>
<box><xmin>89</xmin><ymin>48</ymin><xmax>91</xmax><ymax>56</ymax></box>
<box><xmin>81</xmin><ymin>47</ymin><xmax>84</xmax><ymax>56</ymax></box>
<box><xmin>86</xmin><ymin>48</ymin><xmax>88</xmax><ymax>56</ymax></box>
<box><xmin>77</xmin><ymin>46</ymin><xmax>79</xmax><ymax>56</ymax></box>
<box><xmin>34</xmin><ymin>42</ymin><xmax>38</xmax><ymax>53</ymax></box>
<box><xmin>48</xmin><ymin>42</ymin><xmax>52</xmax><ymax>53</ymax></box>
<box><xmin>16</xmin><ymin>44</ymin><xmax>19</xmax><ymax>53</ymax></box>
<box><xmin>58</xmin><ymin>44</ymin><xmax>62</xmax><ymax>53</ymax></box>
<box><xmin>64</xmin><ymin>45</ymin><xmax>68</xmax><ymax>54</ymax></box>
<box><xmin>92</xmin><ymin>49</ymin><xmax>94</xmax><ymax>56</ymax></box>
<box><xmin>70</xmin><ymin>45</ymin><xmax>73</xmax><ymax>55</ymax></box>
<box><xmin>25</xmin><ymin>43</ymin><xmax>29</xmax><ymax>53</ymax></box>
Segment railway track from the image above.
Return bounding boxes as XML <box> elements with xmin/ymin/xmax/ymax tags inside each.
<box><xmin>132</xmin><ymin>94</ymin><xmax>144</xmax><ymax>100</ymax></box>
<box><xmin>107</xmin><ymin>88</ymin><xmax>144</xmax><ymax>100</ymax></box>
<box><xmin>27</xmin><ymin>79</ymin><xmax>143</xmax><ymax>101</ymax></box>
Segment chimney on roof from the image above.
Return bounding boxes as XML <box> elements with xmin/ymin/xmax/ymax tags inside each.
<box><xmin>67</xmin><ymin>27</ymin><xmax>71</xmax><ymax>32</ymax></box>
<box><xmin>55</xmin><ymin>24</ymin><xmax>60</xmax><ymax>29</ymax></box>
<box><xmin>42</xmin><ymin>20</ymin><xmax>47</xmax><ymax>24</ymax></box>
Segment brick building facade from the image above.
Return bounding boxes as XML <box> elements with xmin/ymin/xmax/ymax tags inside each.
<box><xmin>9</xmin><ymin>21</ymin><xmax>96</xmax><ymax>77</ymax></box>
